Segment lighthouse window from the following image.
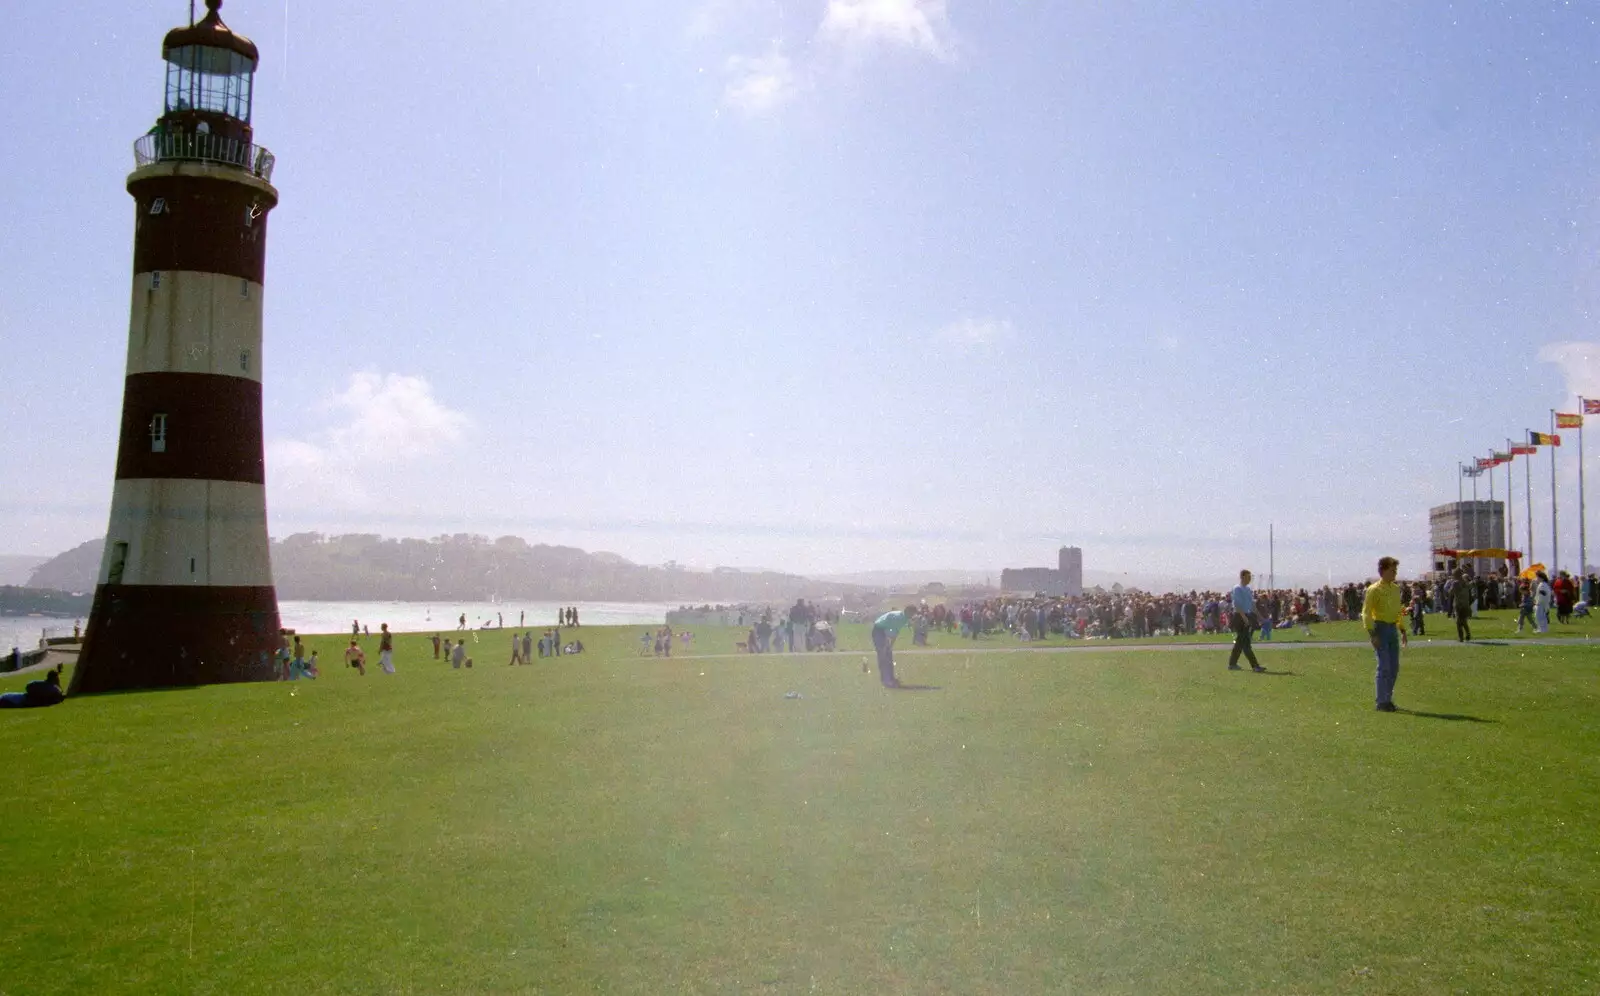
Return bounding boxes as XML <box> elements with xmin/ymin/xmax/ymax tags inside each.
<box><xmin>150</xmin><ymin>413</ymin><xmax>168</xmax><ymax>453</ymax></box>
<box><xmin>239</xmin><ymin>349</ymin><xmax>251</xmax><ymax>373</ymax></box>
<box><xmin>149</xmin><ymin>198</ymin><xmax>166</xmax><ymax>215</ymax></box>
<box><xmin>240</xmin><ymin>278</ymin><xmax>250</xmax><ymax>300</ymax></box>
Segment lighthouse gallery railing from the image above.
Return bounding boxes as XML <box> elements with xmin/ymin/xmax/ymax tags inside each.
<box><xmin>133</xmin><ymin>132</ymin><xmax>276</xmax><ymax>182</ymax></box>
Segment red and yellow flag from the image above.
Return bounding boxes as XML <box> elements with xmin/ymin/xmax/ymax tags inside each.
<box><xmin>1556</xmin><ymin>412</ymin><xmax>1583</xmax><ymax>429</ymax></box>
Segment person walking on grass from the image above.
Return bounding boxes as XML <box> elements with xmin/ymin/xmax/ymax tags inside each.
<box><xmin>378</xmin><ymin>623</ymin><xmax>396</xmax><ymax>674</ymax></box>
<box><xmin>1408</xmin><ymin>590</ymin><xmax>1427</xmax><ymax>637</ymax></box>
<box><xmin>1228</xmin><ymin>569</ymin><xmax>1265</xmax><ymax>672</ymax></box>
<box><xmin>1451</xmin><ymin>570</ymin><xmax>1474</xmax><ymax>642</ymax></box>
<box><xmin>871</xmin><ymin>606</ymin><xmax>917</xmax><ymax>689</ymax></box>
<box><xmin>1362</xmin><ymin>556</ymin><xmax>1408</xmax><ymax>712</ymax></box>
<box><xmin>344</xmin><ymin>639</ymin><xmax>366</xmax><ymax>676</ymax></box>
<box><xmin>1516</xmin><ymin>580</ymin><xmax>1535</xmax><ymax>632</ymax></box>
<box><xmin>1533</xmin><ymin>571</ymin><xmax>1553</xmax><ymax>633</ymax></box>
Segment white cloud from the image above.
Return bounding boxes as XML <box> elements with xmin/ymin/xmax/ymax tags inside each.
<box><xmin>722</xmin><ymin>47</ymin><xmax>801</xmax><ymax>115</ymax></box>
<box><xmin>267</xmin><ymin>372</ymin><xmax>471</xmax><ymax>506</ymax></box>
<box><xmin>1539</xmin><ymin>341</ymin><xmax>1600</xmax><ymax>407</ymax></box>
<box><xmin>935</xmin><ymin>317</ymin><xmax>1015</xmax><ymax>351</ymax></box>
<box><xmin>818</xmin><ymin>0</ymin><xmax>955</xmax><ymax>60</ymax></box>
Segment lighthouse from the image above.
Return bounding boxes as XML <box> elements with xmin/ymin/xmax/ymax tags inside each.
<box><xmin>73</xmin><ymin>0</ymin><xmax>282</xmax><ymax>693</ymax></box>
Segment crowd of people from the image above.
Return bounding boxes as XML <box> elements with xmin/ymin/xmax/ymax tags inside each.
<box><xmin>737</xmin><ymin>599</ymin><xmax>838</xmax><ymax>654</ymax></box>
<box><xmin>912</xmin><ymin>568</ymin><xmax>1597</xmax><ymax>644</ymax></box>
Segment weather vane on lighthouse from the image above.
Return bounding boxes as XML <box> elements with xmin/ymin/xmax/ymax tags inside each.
<box><xmin>73</xmin><ymin>0</ymin><xmax>284</xmax><ymax>693</ymax></box>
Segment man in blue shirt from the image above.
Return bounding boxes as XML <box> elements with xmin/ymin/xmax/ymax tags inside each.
<box><xmin>872</xmin><ymin>606</ymin><xmax>916</xmax><ymax>688</ymax></box>
<box><xmin>1228</xmin><ymin>570</ymin><xmax>1265</xmax><ymax>672</ymax></box>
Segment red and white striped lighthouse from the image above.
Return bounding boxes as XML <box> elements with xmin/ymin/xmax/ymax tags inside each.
<box><xmin>73</xmin><ymin>0</ymin><xmax>282</xmax><ymax>693</ymax></box>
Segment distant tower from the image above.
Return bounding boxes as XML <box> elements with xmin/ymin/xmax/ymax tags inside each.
<box><xmin>73</xmin><ymin>0</ymin><xmax>281</xmax><ymax>693</ymax></box>
<box><xmin>1058</xmin><ymin>546</ymin><xmax>1083</xmax><ymax>597</ymax></box>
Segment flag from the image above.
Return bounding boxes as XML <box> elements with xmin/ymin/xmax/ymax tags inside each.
<box><xmin>1512</xmin><ymin>445</ymin><xmax>1537</xmax><ymax>456</ymax></box>
<box><xmin>1493</xmin><ymin>451</ymin><xmax>1511</xmax><ymax>464</ymax></box>
<box><xmin>1556</xmin><ymin>413</ymin><xmax>1583</xmax><ymax>429</ymax></box>
<box><xmin>1461</xmin><ymin>465</ymin><xmax>1483</xmax><ymax>477</ymax></box>
<box><xmin>1584</xmin><ymin>398</ymin><xmax>1600</xmax><ymax>415</ymax></box>
<box><xmin>1475</xmin><ymin>457</ymin><xmax>1493</xmax><ymax>470</ymax></box>
<box><xmin>1530</xmin><ymin>431</ymin><xmax>1561</xmax><ymax>446</ymax></box>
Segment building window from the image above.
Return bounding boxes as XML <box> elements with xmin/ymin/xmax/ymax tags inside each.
<box><xmin>150</xmin><ymin>413</ymin><xmax>168</xmax><ymax>453</ymax></box>
<box><xmin>240</xmin><ymin>278</ymin><xmax>250</xmax><ymax>299</ymax></box>
<box><xmin>149</xmin><ymin>271</ymin><xmax>161</xmax><ymax>290</ymax></box>
<box><xmin>149</xmin><ymin>198</ymin><xmax>167</xmax><ymax>215</ymax></box>
<box><xmin>239</xmin><ymin>349</ymin><xmax>251</xmax><ymax>373</ymax></box>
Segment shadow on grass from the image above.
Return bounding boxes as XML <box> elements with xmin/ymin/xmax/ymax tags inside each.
<box><xmin>1400</xmin><ymin>708</ymin><xmax>1497</xmax><ymax>723</ymax></box>
<box><xmin>888</xmin><ymin>684</ymin><xmax>941</xmax><ymax>692</ymax></box>
<box><xmin>78</xmin><ymin>684</ymin><xmax>204</xmax><ymax>697</ymax></box>
<box><xmin>1252</xmin><ymin>669</ymin><xmax>1297</xmax><ymax>676</ymax></box>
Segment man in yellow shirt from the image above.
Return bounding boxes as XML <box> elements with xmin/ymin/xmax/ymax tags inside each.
<box><xmin>1361</xmin><ymin>556</ymin><xmax>1409</xmax><ymax>712</ymax></box>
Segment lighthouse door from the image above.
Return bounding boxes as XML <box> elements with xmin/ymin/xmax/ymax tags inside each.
<box><xmin>106</xmin><ymin>542</ymin><xmax>130</xmax><ymax>586</ymax></box>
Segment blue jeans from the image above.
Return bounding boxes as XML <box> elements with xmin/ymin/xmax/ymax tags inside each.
<box><xmin>872</xmin><ymin>627</ymin><xmax>897</xmax><ymax>686</ymax></box>
<box><xmin>1372</xmin><ymin>621</ymin><xmax>1400</xmax><ymax>706</ymax></box>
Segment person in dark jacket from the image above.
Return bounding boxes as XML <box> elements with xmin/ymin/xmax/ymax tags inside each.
<box><xmin>0</xmin><ymin>668</ymin><xmax>65</xmax><ymax>709</ymax></box>
<box><xmin>1452</xmin><ymin>570</ymin><xmax>1475</xmax><ymax>642</ymax></box>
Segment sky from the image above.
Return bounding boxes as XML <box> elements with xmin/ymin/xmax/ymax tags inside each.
<box><xmin>5</xmin><ymin>0</ymin><xmax>1600</xmax><ymax>584</ymax></box>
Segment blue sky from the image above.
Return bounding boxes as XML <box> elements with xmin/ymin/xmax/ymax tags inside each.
<box><xmin>5</xmin><ymin>0</ymin><xmax>1600</xmax><ymax>582</ymax></box>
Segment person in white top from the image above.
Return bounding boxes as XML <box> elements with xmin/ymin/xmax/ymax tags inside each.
<box><xmin>1533</xmin><ymin>571</ymin><xmax>1553</xmax><ymax>634</ymax></box>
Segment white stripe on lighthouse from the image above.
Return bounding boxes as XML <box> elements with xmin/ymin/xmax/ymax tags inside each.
<box><xmin>99</xmin><ymin>478</ymin><xmax>274</xmax><ymax>587</ymax></box>
<box><xmin>126</xmin><ymin>270</ymin><xmax>265</xmax><ymax>382</ymax></box>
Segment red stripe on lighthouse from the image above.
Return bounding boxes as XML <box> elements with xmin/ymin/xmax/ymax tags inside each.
<box><xmin>130</xmin><ymin>173</ymin><xmax>275</xmax><ymax>284</ymax></box>
<box><xmin>114</xmin><ymin>372</ymin><xmax>265</xmax><ymax>483</ymax></box>
<box><xmin>72</xmin><ymin>584</ymin><xmax>282</xmax><ymax>694</ymax></box>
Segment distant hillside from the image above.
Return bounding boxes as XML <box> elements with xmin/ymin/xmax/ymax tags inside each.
<box><xmin>26</xmin><ymin>540</ymin><xmax>102</xmax><ymax>593</ymax></box>
<box><xmin>24</xmin><ymin>534</ymin><xmax>865</xmax><ymax>604</ymax></box>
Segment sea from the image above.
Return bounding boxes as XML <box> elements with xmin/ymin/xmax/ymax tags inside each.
<box><xmin>1</xmin><ymin>599</ymin><xmax>677</xmax><ymax>652</ymax></box>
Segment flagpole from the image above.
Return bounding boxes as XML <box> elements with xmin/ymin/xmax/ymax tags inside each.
<box><xmin>1552</xmin><ymin>410</ymin><xmax>1560</xmax><ymax>575</ymax></box>
<box><xmin>1506</xmin><ymin>438</ymin><xmax>1516</xmax><ymax>568</ymax></box>
<box><xmin>1471</xmin><ymin>466</ymin><xmax>1479</xmax><ymax>554</ymax></box>
<box><xmin>1526</xmin><ymin>434</ymin><xmax>1535</xmax><ymax>568</ymax></box>
<box><xmin>1579</xmin><ymin>404</ymin><xmax>1588</xmax><ymax>577</ymax></box>
<box><xmin>1487</xmin><ymin>455</ymin><xmax>1496</xmax><ymax>578</ymax></box>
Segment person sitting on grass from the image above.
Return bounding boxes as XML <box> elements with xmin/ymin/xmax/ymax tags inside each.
<box><xmin>0</xmin><ymin>668</ymin><xmax>65</xmax><ymax>709</ymax></box>
<box><xmin>344</xmin><ymin>639</ymin><xmax>366</xmax><ymax>675</ymax></box>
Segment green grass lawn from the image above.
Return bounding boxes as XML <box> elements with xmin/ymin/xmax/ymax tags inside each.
<box><xmin>1</xmin><ymin>629</ymin><xmax>1597</xmax><ymax>994</ymax></box>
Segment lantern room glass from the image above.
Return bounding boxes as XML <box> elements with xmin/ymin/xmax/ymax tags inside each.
<box><xmin>164</xmin><ymin>45</ymin><xmax>255</xmax><ymax>121</ymax></box>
